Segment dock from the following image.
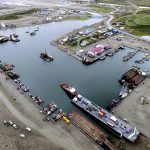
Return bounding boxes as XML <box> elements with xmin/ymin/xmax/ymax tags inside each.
<box><xmin>69</xmin><ymin>112</ymin><xmax>117</xmax><ymax>150</ymax></box>
<box><xmin>113</xmin><ymin>77</ymin><xmax>150</xmax><ymax>139</ymax></box>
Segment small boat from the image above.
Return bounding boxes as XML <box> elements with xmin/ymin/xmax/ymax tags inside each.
<box><xmin>34</xmin><ymin>29</ymin><xmax>39</xmax><ymax>32</ymax></box>
<box><xmin>118</xmin><ymin>46</ymin><xmax>124</xmax><ymax>50</ymax></box>
<box><xmin>106</xmin><ymin>99</ymin><xmax>119</xmax><ymax>111</ymax></box>
<box><xmin>119</xmin><ymin>82</ymin><xmax>129</xmax><ymax>98</ymax></box>
<box><xmin>34</xmin><ymin>96</ymin><xmax>44</xmax><ymax>105</ymax></box>
<box><xmin>10</xmin><ymin>34</ymin><xmax>20</xmax><ymax>42</ymax></box>
<box><xmin>99</xmin><ymin>55</ymin><xmax>106</xmax><ymax>60</ymax></box>
<box><xmin>30</xmin><ymin>32</ymin><xmax>36</xmax><ymax>36</ymax></box>
<box><xmin>40</xmin><ymin>51</ymin><xmax>54</xmax><ymax>61</ymax></box>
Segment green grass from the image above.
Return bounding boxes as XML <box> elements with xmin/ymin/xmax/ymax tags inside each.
<box><xmin>91</xmin><ymin>5</ymin><xmax>115</xmax><ymax>13</ymax></box>
<box><xmin>0</xmin><ymin>8</ymin><xmax>40</xmax><ymax>20</ymax></box>
<box><xmin>114</xmin><ymin>9</ymin><xmax>150</xmax><ymax>35</ymax></box>
<box><xmin>95</xmin><ymin>0</ymin><xmax>127</xmax><ymax>5</ymax></box>
<box><xmin>95</xmin><ymin>0</ymin><xmax>150</xmax><ymax>7</ymax></box>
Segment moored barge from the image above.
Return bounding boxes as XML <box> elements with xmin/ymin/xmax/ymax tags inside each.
<box><xmin>61</xmin><ymin>83</ymin><xmax>140</xmax><ymax>142</ymax></box>
<box><xmin>119</xmin><ymin>67</ymin><xmax>147</xmax><ymax>88</ymax></box>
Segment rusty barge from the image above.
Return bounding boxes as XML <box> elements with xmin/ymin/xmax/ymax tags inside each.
<box><xmin>69</xmin><ymin>112</ymin><xmax>117</xmax><ymax>150</ymax></box>
<box><xmin>119</xmin><ymin>67</ymin><xmax>147</xmax><ymax>88</ymax></box>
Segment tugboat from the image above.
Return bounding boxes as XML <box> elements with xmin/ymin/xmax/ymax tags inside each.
<box><xmin>106</xmin><ymin>99</ymin><xmax>119</xmax><ymax>111</ymax></box>
<box><xmin>40</xmin><ymin>51</ymin><xmax>54</xmax><ymax>62</ymax></box>
<box><xmin>60</xmin><ymin>83</ymin><xmax>77</xmax><ymax>98</ymax></box>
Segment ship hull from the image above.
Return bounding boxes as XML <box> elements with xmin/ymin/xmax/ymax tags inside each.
<box><xmin>71</xmin><ymin>101</ymin><xmax>123</xmax><ymax>138</ymax></box>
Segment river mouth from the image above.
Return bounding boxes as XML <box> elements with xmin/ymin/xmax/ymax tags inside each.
<box><xmin>0</xmin><ymin>18</ymin><xmax>150</xmax><ymax>114</ymax></box>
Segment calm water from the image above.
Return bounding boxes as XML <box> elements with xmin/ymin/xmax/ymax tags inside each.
<box><xmin>0</xmin><ymin>18</ymin><xmax>150</xmax><ymax>115</ymax></box>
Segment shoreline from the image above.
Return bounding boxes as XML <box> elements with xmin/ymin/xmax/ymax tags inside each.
<box><xmin>0</xmin><ymin>69</ymin><xmax>100</xmax><ymax>150</ymax></box>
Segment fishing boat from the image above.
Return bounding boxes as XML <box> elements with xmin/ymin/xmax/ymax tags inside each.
<box><xmin>40</xmin><ymin>51</ymin><xmax>53</xmax><ymax>61</ymax></box>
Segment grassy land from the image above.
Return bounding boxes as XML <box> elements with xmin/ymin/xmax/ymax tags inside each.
<box><xmin>95</xmin><ymin>0</ymin><xmax>150</xmax><ymax>7</ymax></box>
<box><xmin>90</xmin><ymin>5</ymin><xmax>115</xmax><ymax>13</ymax></box>
<box><xmin>0</xmin><ymin>8</ymin><xmax>40</xmax><ymax>20</ymax></box>
<box><xmin>95</xmin><ymin>0</ymin><xmax>127</xmax><ymax>5</ymax></box>
<box><xmin>114</xmin><ymin>9</ymin><xmax>150</xmax><ymax>36</ymax></box>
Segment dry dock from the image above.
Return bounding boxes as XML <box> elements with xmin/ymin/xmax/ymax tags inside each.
<box><xmin>113</xmin><ymin>77</ymin><xmax>150</xmax><ymax>139</ymax></box>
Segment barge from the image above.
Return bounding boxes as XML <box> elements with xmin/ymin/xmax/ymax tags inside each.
<box><xmin>119</xmin><ymin>67</ymin><xmax>147</xmax><ymax>88</ymax></box>
<box><xmin>69</xmin><ymin>112</ymin><xmax>117</xmax><ymax>150</ymax></box>
<box><xmin>61</xmin><ymin>83</ymin><xmax>140</xmax><ymax>142</ymax></box>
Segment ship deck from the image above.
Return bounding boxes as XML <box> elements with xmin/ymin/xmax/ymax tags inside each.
<box><xmin>71</xmin><ymin>94</ymin><xmax>139</xmax><ymax>142</ymax></box>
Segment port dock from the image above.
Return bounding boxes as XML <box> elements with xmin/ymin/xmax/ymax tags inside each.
<box><xmin>114</xmin><ymin>77</ymin><xmax>150</xmax><ymax>139</ymax></box>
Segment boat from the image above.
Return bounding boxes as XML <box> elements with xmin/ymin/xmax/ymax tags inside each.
<box><xmin>33</xmin><ymin>96</ymin><xmax>44</xmax><ymax>105</ymax></box>
<box><xmin>43</xmin><ymin>103</ymin><xmax>65</xmax><ymax>121</ymax></box>
<box><xmin>118</xmin><ymin>46</ymin><xmax>124</xmax><ymax>50</ymax></box>
<box><xmin>119</xmin><ymin>82</ymin><xmax>130</xmax><ymax>98</ymax></box>
<box><xmin>122</xmin><ymin>51</ymin><xmax>137</xmax><ymax>62</ymax></box>
<box><xmin>60</xmin><ymin>83</ymin><xmax>140</xmax><ymax>143</ymax></box>
<box><xmin>99</xmin><ymin>55</ymin><xmax>106</xmax><ymax>60</ymax></box>
<box><xmin>82</xmin><ymin>55</ymin><xmax>100</xmax><ymax>64</ymax></box>
<box><xmin>30</xmin><ymin>32</ymin><xmax>36</xmax><ymax>36</ymax></box>
<box><xmin>106</xmin><ymin>99</ymin><xmax>119</xmax><ymax>111</ymax></box>
<box><xmin>60</xmin><ymin>83</ymin><xmax>77</xmax><ymax>98</ymax></box>
<box><xmin>40</xmin><ymin>51</ymin><xmax>54</xmax><ymax>61</ymax></box>
<box><xmin>10</xmin><ymin>34</ymin><xmax>20</xmax><ymax>42</ymax></box>
<box><xmin>6</xmin><ymin>71</ymin><xmax>20</xmax><ymax>80</ymax></box>
<box><xmin>0</xmin><ymin>63</ymin><xmax>15</xmax><ymax>71</ymax></box>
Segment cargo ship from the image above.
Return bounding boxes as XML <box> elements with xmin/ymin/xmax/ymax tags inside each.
<box><xmin>61</xmin><ymin>83</ymin><xmax>140</xmax><ymax>142</ymax></box>
<box><xmin>69</xmin><ymin>112</ymin><xmax>117</xmax><ymax>150</ymax></box>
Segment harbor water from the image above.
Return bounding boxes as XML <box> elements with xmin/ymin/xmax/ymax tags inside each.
<box><xmin>0</xmin><ymin>18</ymin><xmax>150</xmax><ymax>119</ymax></box>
